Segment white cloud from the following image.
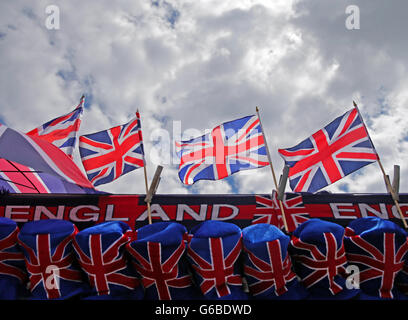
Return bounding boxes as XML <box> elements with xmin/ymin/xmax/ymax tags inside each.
<box><xmin>1</xmin><ymin>0</ymin><xmax>408</xmax><ymax>195</ymax></box>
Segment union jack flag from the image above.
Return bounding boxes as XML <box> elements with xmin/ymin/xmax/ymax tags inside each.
<box><xmin>0</xmin><ymin>123</ymin><xmax>95</xmax><ymax>191</ymax></box>
<box><xmin>187</xmin><ymin>236</ymin><xmax>243</xmax><ymax>298</ymax></box>
<box><xmin>26</xmin><ymin>96</ymin><xmax>84</xmax><ymax>158</ymax></box>
<box><xmin>18</xmin><ymin>227</ymin><xmax>83</xmax><ymax>299</ymax></box>
<box><xmin>79</xmin><ymin>113</ymin><xmax>144</xmax><ymax>186</ymax></box>
<box><xmin>278</xmin><ymin>107</ymin><xmax>378</xmax><ymax>193</ymax></box>
<box><xmin>176</xmin><ymin>115</ymin><xmax>268</xmax><ymax>185</ymax></box>
<box><xmin>0</xmin><ymin>223</ymin><xmax>26</xmax><ymax>283</ymax></box>
<box><xmin>251</xmin><ymin>192</ymin><xmax>310</xmax><ymax>232</ymax></box>
<box><xmin>345</xmin><ymin>228</ymin><xmax>408</xmax><ymax>299</ymax></box>
<box><xmin>73</xmin><ymin>231</ymin><xmax>139</xmax><ymax>296</ymax></box>
<box><xmin>126</xmin><ymin>240</ymin><xmax>192</xmax><ymax>300</ymax></box>
<box><xmin>243</xmin><ymin>239</ymin><xmax>297</xmax><ymax>296</ymax></box>
<box><xmin>0</xmin><ymin>158</ymin><xmax>100</xmax><ymax>194</ymax></box>
<box><xmin>291</xmin><ymin>232</ymin><xmax>348</xmax><ymax>295</ymax></box>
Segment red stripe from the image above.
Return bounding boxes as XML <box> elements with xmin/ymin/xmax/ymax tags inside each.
<box><xmin>336</xmin><ymin>152</ymin><xmax>378</xmax><ymax>160</ymax></box>
<box><xmin>294</xmin><ymin>169</ymin><xmax>311</xmax><ymax>192</ymax></box>
<box><xmin>30</xmin><ymin>123</ymin><xmax>79</xmax><ymax>144</ymax></box>
<box><xmin>337</xmin><ymin>109</ymin><xmax>357</xmax><ymax>137</ymax></box>
<box><xmin>278</xmin><ymin>148</ymin><xmax>314</xmax><ymax>157</ymax></box>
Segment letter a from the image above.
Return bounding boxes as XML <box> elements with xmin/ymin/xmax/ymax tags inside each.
<box><xmin>45</xmin><ymin>265</ymin><xmax>60</xmax><ymax>290</ymax></box>
<box><xmin>345</xmin><ymin>265</ymin><xmax>360</xmax><ymax>289</ymax></box>
<box><xmin>345</xmin><ymin>5</ymin><xmax>360</xmax><ymax>30</ymax></box>
<box><xmin>45</xmin><ymin>5</ymin><xmax>60</xmax><ymax>30</ymax></box>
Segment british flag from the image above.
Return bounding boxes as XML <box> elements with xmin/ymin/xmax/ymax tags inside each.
<box><xmin>126</xmin><ymin>240</ymin><xmax>192</xmax><ymax>300</ymax></box>
<box><xmin>251</xmin><ymin>192</ymin><xmax>310</xmax><ymax>232</ymax></box>
<box><xmin>278</xmin><ymin>107</ymin><xmax>378</xmax><ymax>193</ymax></box>
<box><xmin>345</xmin><ymin>227</ymin><xmax>408</xmax><ymax>299</ymax></box>
<box><xmin>176</xmin><ymin>115</ymin><xmax>268</xmax><ymax>185</ymax></box>
<box><xmin>0</xmin><ymin>158</ymin><xmax>100</xmax><ymax>194</ymax></box>
<box><xmin>0</xmin><ymin>123</ymin><xmax>95</xmax><ymax>191</ymax></box>
<box><xmin>0</xmin><ymin>221</ymin><xmax>26</xmax><ymax>283</ymax></box>
<box><xmin>291</xmin><ymin>232</ymin><xmax>348</xmax><ymax>295</ymax></box>
<box><xmin>243</xmin><ymin>239</ymin><xmax>297</xmax><ymax>296</ymax></box>
<box><xmin>17</xmin><ymin>224</ymin><xmax>84</xmax><ymax>300</ymax></box>
<box><xmin>79</xmin><ymin>113</ymin><xmax>144</xmax><ymax>186</ymax></box>
<box><xmin>26</xmin><ymin>96</ymin><xmax>84</xmax><ymax>158</ymax></box>
<box><xmin>73</xmin><ymin>231</ymin><xmax>140</xmax><ymax>296</ymax></box>
<box><xmin>187</xmin><ymin>236</ymin><xmax>243</xmax><ymax>298</ymax></box>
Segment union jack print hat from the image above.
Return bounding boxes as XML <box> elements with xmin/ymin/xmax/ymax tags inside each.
<box><xmin>242</xmin><ymin>223</ymin><xmax>308</xmax><ymax>300</ymax></box>
<box><xmin>344</xmin><ymin>217</ymin><xmax>408</xmax><ymax>300</ymax></box>
<box><xmin>17</xmin><ymin>219</ymin><xmax>90</xmax><ymax>300</ymax></box>
<box><xmin>126</xmin><ymin>221</ymin><xmax>201</xmax><ymax>300</ymax></box>
<box><xmin>73</xmin><ymin>221</ymin><xmax>144</xmax><ymax>300</ymax></box>
<box><xmin>0</xmin><ymin>217</ymin><xmax>27</xmax><ymax>300</ymax></box>
<box><xmin>290</xmin><ymin>218</ymin><xmax>360</xmax><ymax>300</ymax></box>
<box><xmin>187</xmin><ymin>220</ymin><xmax>248</xmax><ymax>300</ymax></box>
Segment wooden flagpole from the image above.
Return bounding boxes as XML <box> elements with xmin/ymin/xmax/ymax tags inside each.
<box><xmin>137</xmin><ymin>109</ymin><xmax>153</xmax><ymax>224</ymax></box>
<box><xmin>353</xmin><ymin>101</ymin><xmax>408</xmax><ymax>229</ymax></box>
<box><xmin>256</xmin><ymin>106</ymin><xmax>289</xmax><ymax>233</ymax></box>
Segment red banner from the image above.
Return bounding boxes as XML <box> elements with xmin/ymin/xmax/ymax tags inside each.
<box><xmin>1</xmin><ymin>192</ymin><xmax>407</xmax><ymax>232</ymax></box>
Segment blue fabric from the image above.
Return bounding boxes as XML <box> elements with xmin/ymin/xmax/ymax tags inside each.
<box><xmin>344</xmin><ymin>217</ymin><xmax>408</xmax><ymax>300</ymax></box>
<box><xmin>127</xmin><ymin>221</ymin><xmax>201</xmax><ymax>300</ymax></box>
<box><xmin>290</xmin><ymin>219</ymin><xmax>360</xmax><ymax>300</ymax></box>
<box><xmin>242</xmin><ymin>223</ymin><xmax>308</xmax><ymax>300</ymax></box>
<box><xmin>187</xmin><ymin>221</ymin><xmax>248</xmax><ymax>300</ymax></box>
<box><xmin>0</xmin><ymin>217</ymin><xmax>28</xmax><ymax>300</ymax></box>
<box><xmin>17</xmin><ymin>219</ymin><xmax>90</xmax><ymax>300</ymax></box>
<box><xmin>74</xmin><ymin>221</ymin><xmax>143</xmax><ymax>300</ymax></box>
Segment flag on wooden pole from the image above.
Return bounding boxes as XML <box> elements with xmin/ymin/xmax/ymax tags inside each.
<box><xmin>78</xmin><ymin>113</ymin><xmax>144</xmax><ymax>186</ymax></box>
<box><xmin>278</xmin><ymin>105</ymin><xmax>378</xmax><ymax>193</ymax></box>
<box><xmin>255</xmin><ymin>107</ymin><xmax>289</xmax><ymax>233</ymax></box>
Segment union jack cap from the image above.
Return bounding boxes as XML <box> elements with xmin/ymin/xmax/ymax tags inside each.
<box><xmin>0</xmin><ymin>217</ymin><xmax>27</xmax><ymax>300</ymax></box>
<box><xmin>290</xmin><ymin>219</ymin><xmax>360</xmax><ymax>299</ymax></box>
<box><xmin>242</xmin><ymin>223</ymin><xmax>308</xmax><ymax>299</ymax></box>
<box><xmin>17</xmin><ymin>219</ymin><xmax>90</xmax><ymax>300</ymax></box>
<box><xmin>126</xmin><ymin>221</ymin><xmax>201</xmax><ymax>300</ymax></box>
<box><xmin>187</xmin><ymin>220</ymin><xmax>248</xmax><ymax>300</ymax></box>
<box><xmin>344</xmin><ymin>217</ymin><xmax>408</xmax><ymax>300</ymax></box>
<box><xmin>73</xmin><ymin>221</ymin><xmax>144</xmax><ymax>300</ymax></box>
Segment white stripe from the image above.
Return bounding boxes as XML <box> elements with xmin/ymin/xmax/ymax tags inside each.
<box><xmin>31</xmin><ymin>171</ymin><xmax>51</xmax><ymax>193</ymax></box>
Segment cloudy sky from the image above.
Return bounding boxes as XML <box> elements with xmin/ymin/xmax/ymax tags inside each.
<box><xmin>1</xmin><ymin>0</ymin><xmax>407</xmax><ymax>195</ymax></box>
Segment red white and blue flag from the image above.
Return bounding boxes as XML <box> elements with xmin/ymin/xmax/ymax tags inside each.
<box><xmin>79</xmin><ymin>113</ymin><xmax>144</xmax><ymax>186</ymax></box>
<box><xmin>0</xmin><ymin>123</ymin><xmax>94</xmax><ymax>191</ymax></box>
<box><xmin>278</xmin><ymin>107</ymin><xmax>378</xmax><ymax>193</ymax></box>
<box><xmin>251</xmin><ymin>192</ymin><xmax>310</xmax><ymax>232</ymax></box>
<box><xmin>345</xmin><ymin>227</ymin><xmax>408</xmax><ymax>299</ymax></box>
<box><xmin>0</xmin><ymin>157</ymin><xmax>99</xmax><ymax>194</ymax></box>
<box><xmin>26</xmin><ymin>96</ymin><xmax>84</xmax><ymax>158</ymax></box>
<box><xmin>176</xmin><ymin>115</ymin><xmax>268</xmax><ymax>185</ymax></box>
